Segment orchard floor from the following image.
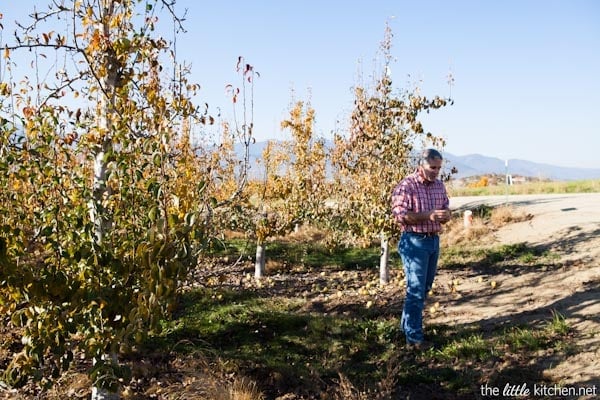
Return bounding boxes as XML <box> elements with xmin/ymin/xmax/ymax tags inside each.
<box><xmin>1</xmin><ymin>193</ymin><xmax>599</xmax><ymax>399</ymax></box>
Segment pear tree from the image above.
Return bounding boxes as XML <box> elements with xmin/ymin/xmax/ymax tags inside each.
<box><xmin>331</xmin><ymin>25</ymin><xmax>450</xmax><ymax>284</ymax></box>
<box><xmin>0</xmin><ymin>1</ymin><xmax>211</xmax><ymax>398</ymax></box>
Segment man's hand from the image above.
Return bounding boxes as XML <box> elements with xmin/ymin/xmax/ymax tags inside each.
<box><xmin>430</xmin><ymin>209</ymin><xmax>451</xmax><ymax>224</ymax></box>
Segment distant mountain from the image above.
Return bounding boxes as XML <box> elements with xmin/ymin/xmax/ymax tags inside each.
<box><xmin>234</xmin><ymin>141</ymin><xmax>600</xmax><ymax>181</ymax></box>
<box><xmin>443</xmin><ymin>153</ymin><xmax>600</xmax><ymax>181</ymax></box>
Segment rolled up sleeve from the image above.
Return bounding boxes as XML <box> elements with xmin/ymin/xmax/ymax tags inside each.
<box><xmin>391</xmin><ymin>182</ymin><xmax>410</xmax><ymax>225</ymax></box>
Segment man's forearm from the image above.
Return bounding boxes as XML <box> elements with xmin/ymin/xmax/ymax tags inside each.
<box><xmin>403</xmin><ymin>208</ymin><xmax>451</xmax><ymax>225</ymax></box>
<box><xmin>403</xmin><ymin>211</ymin><xmax>432</xmax><ymax>225</ymax></box>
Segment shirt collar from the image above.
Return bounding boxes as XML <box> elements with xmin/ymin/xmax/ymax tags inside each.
<box><xmin>415</xmin><ymin>167</ymin><xmax>432</xmax><ymax>185</ymax></box>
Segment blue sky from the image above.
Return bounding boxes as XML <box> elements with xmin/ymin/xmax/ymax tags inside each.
<box><xmin>175</xmin><ymin>0</ymin><xmax>600</xmax><ymax>169</ymax></box>
<box><xmin>2</xmin><ymin>1</ymin><xmax>599</xmax><ymax>168</ymax></box>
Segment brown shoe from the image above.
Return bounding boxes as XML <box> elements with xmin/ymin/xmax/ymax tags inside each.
<box><xmin>406</xmin><ymin>340</ymin><xmax>434</xmax><ymax>351</ymax></box>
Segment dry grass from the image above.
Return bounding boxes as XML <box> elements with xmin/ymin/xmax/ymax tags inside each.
<box><xmin>442</xmin><ymin>205</ymin><xmax>532</xmax><ymax>247</ymax></box>
<box><xmin>441</xmin><ymin>216</ymin><xmax>492</xmax><ymax>247</ymax></box>
<box><xmin>325</xmin><ymin>351</ymin><xmax>401</xmax><ymax>400</ymax></box>
<box><xmin>0</xmin><ymin>353</ymin><xmax>265</xmax><ymax>400</ymax></box>
<box><xmin>273</xmin><ymin>224</ymin><xmax>328</xmax><ymax>244</ymax></box>
<box><xmin>152</xmin><ymin>376</ymin><xmax>264</xmax><ymax>400</ymax></box>
<box><xmin>489</xmin><ymin>204</ymin><xmax>532</xmax><ymax>226</ymax></box>
<box><xmin>328</xmin><ymin>373</ymin><xmax>371</xmax><ymax>400</ymax></box>
<box><xmin>225</xmin><ymin>378</ymin><xmax>265</xmax><ymax>400</ymax></box>
<box><xmin>136</xmin><ymin>356</ymin><xmax>265</xmax><ymax>400</ymax></box>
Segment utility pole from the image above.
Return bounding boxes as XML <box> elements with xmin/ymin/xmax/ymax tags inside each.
<box><xmin>505</xmin><ymin>159</ymin><xmax>509</xmax><ymax>203</ymax></box>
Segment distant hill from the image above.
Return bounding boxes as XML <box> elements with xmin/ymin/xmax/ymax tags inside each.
<box><xmin>234</xmin><ymin>140</ymin><xmax>600</xmax><ymax>181</ymax></box>
<box><xmin>443</xmin><ymin>153</ymin><xmax>600</xmax><ymax>181</ymax></box>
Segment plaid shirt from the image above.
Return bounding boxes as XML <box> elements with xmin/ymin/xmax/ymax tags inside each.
<box><xmin>391</xmin><ymin>170</ymin><xmax>449</xmax><ymax>233</ymax></box>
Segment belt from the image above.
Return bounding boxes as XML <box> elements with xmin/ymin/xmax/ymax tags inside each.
<box><xmin>405</xmin><ymin>231</ymin><xmax>439</xmax><ymax>238</ymax></box>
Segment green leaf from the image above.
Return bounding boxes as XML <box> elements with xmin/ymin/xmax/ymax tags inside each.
<box><xmin>167</xmin><ymin>213</ymin><xmax>179</xmax><ymax>227</ymax></box>
<box><xmin>153</xmin><ymin>153</ymin><xmax>162</xmax><ymax>167</ymax></box>
<box><xmin>11</xmin><ymin>309</ymin><xmax>28</xmax><ymax>327</ymax></box>
<box><xmin>184</xmin><ymin>212</ymin><xmax>197</xmax><ymax>227</ymax></box>
<box><xmin>148</xmin><ymin>206</ymin><xmax>158</xmax><ymax>222</ymax></box>
<box><xmin>146</xmin><ymin>178</ymin><xmax>159</xmax><ymax>197</ymax></box>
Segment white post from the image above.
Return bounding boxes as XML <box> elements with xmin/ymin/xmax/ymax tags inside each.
<box><xmin>505</xmin><ymin>159</ymin><xmax>509</xmax><ymax>203</ymax></box>
<box><xmin>463</xmin><ymin>210</ymin><xmax>473</xmax><ymax>228</ymax></box>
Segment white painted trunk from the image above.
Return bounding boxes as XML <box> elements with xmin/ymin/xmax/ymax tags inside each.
<box><xmin>90</xmin><ymin>143</ymin><xmax>109</xmax><ymax>246</ymax></box>
<box><xmin>89</xmin><ymin>70</ymin><xmax>114</xmax><ymax>247</ymax></box>
<box><xmin>90</xmin><ymin>25</ymin><xmax>119</xmax><ymax>397</ymax></box>
<box><xmin>379</xmin><ymin>234</ymin><xmax>390</xmax><ymax>285</ymax></box>
<box><xmin>89</xmin><ymin>80</ymin><xmax>119</xmax><ymax>400</ymax></box>
<box><xmin>255</xmin><ymin>242</ymin><xmax>266</xmax><ymax>279</ymax></box>
<box><xmin>91</xmin><ymin>387</ymin><xmax>120</xmax><ymax>400</ymax></box>
<box><xmin>91</xmin><ymin>353</ymin><xmax>120</xmax><ymax>400</ymax></box>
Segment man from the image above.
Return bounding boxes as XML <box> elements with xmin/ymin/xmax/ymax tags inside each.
<box><xmin>391</xmin><ymin>148</ymin><xmax>450</xmax><ymax>349</ymax></box>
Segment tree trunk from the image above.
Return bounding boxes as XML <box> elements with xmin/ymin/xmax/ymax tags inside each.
<box><xmin>379</xmin><ymin>234</ymin><xmax>389</xmax><ymax>285</ymax></box>
<box><xmin>90</xmin><ymin>352</ymin><xmax>120</xmax><ymax>400</ymax></box>
<box><xmin>90</xmin><ymin>32</ymin><xmax>120</xmax><ymax>397</ymax></box>
<box><xmin>255</xmin><ymin>241</ymin><xmax>266</xmax><ymax>279</ymax></box>
<box><xmin>89</xmin><ymin>91</ymin><xmax>119</xmax><ymax>400</ymax></box>
<box><xmin>89</xmin><ymin>139</ymin><xmax>111</xmax><ymax>246</ymax></box>
<box><xmin>91</xmin><ymin>386</ymin><xmax>120</xmax><ymax>400</ymax></box>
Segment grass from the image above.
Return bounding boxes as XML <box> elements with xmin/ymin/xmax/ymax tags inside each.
<box><xmin>0</xmin><ymin>205</ymin><xmax>581</xmax><ymax>399</ymax></box>
<box><xmin>162</xmin><ymin>288</ymin><xmax>396</xmax><ymax>388</ymax></box>
<box><xmin>447</xmin><ymin>178</ymin><xmax>600</xmax><ymax>197</ymax></box>
<box><xmin>149</xmin><ymin>284</ymin><xmax>573</xmax><ymax>399</ymax></box>
<box><xmin>431</xmin><ymin>312</ymin><xmax>571</xmax><ymax>364</ymax></box>
<box><xmin>135</xmin><ymin>233</ymin><xmax>575</xmax><ymax>399</ymax></box>
<box><xmin>434</xmin><ymin>333</ymin><xmax>492</xmax><ymax>364</ymax></box>
<box><xmin>442</xmin><ymin>238</ymin><xmax>560</xmax><ymax>265</ymax></box>
<box><xmin>208</xmin><ymin>236</ymin><xmax>401</xmax><ymax>272</ymax></box>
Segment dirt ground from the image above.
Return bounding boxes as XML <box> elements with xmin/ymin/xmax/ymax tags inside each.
<box><xmin>1</xmin><ymin>193</ymin><xmax>598</xmax><ymax>399</ymax></box>
<box><xmin>442</xmin><ymin>193</ymin><xmax>600</xmax><ymax>387</ymax></box>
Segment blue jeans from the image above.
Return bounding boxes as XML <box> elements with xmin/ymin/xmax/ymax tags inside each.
<box><xmin>398</xmin><ymin>232</ymin><xmax>440</xmax><ymax>344</ymax></box>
